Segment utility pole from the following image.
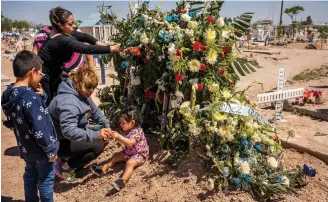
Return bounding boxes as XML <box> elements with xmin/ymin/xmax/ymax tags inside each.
<box><xmin>279</xmin><ymin>0</ymin><xmax>284</xmax><ymax>26</ymax></box>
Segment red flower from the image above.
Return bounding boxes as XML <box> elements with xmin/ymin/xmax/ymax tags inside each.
<box><xmin>192</xmin><ymin>41</ymin><xmax>202</xmax><ymax>51</ymax></box>
<box><xmin>200</xmin><ymin>45</ymin><xmax>207</xmax><ymax>52</ymax></box>
<box><xmin>197</xmin><ymin>83</ymin><xmax>203</xmax><ymax>92</ymax></box>
<box><xmin>273</xmin><ymin>135</ymin><xmax>279</xmax><ymax>142</ymax></box>
<box><xmin>219</xmin><ymin>68</ymin><xmax>225</xmax><ymax>75</ymax></box>
<box><xmin>206</xmin><ymin>16</ymin><xmax>215</xmax><ymax>23</ymax></box>
<box><xmin>200</xmin><ymin>64</ymin><xmax>207</xmax><ymax>71</ymax></box>
<box><xmin>145</xmin><ymin>91</ymin><xmax>156</xmax><ymax>100</ymax></box>
<box><xmin>176</xmin><ymin>49</ymin><xmax>183</xmax><ymax>56</ymax></box>
<box><xmin>143</xmin><ymin>58</ymin><xmax>149</xmax><ymax>64</ymax></box>
<box><xmin>230</xmin><ymin>80</ymin><xmax>235</xmax><ymax>85</ymax></box>
<box><xmin>223</xmin><ymin>46</ymin><xmax>230</xmax><ymax>53</ymax></box>
<box><xmin>175</xmin><ymin>72</ymin><xmax>184</xmax><ymax>81</ymax></box>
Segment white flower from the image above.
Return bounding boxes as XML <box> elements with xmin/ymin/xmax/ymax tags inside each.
<box><xmin>267</xmin><ymin>157</ymin><xmax>278</xmax><ymax>169</ymax></box>
<box><xmin>142</xmin><ymin>14</ymin><xmax>149</xmax><ymax>20</ymax></box>
<box><xmin>208</xmin><ymin>83</ymin><xmax>220</xmax><ymax>93</ymax></box>
<box><xmin>168</xmin><ymin>43</ymin><xmax>176</xmax><ymax>55</ymax></box>
<box><xmin>223</xmin><ymin>90</ymin><xmax>232</xmax><ymax>99</ymax></box>
<box><xmin>131</xmin><ymin>78</ymin><xmax>141</xmax><ymax>86</ymax></box>
<box><xmin>37</xmin><ymin>115</ymin><xmax>42</xmax><ymax>121</ymax></box>
<box><xmin>140</xmin><ymin>32</ymin><xmax>149</xmax><ymax>44</ymax></box>
<box><xmin>240</xmin><ymin>161</ymin><xmax>250</xmax><ymax>174</ymax></box>
<box><xmin>251</xmin><ymin>134</ymin><xmax>261</xmax><ymax>143</ymax></box>
<box><xmin>185</xmin><ymin>28</ymin><xmax>194</xmax><ymax>37</ymax></box>
<box><xmin>187</xmin><ymin>21</ymin><xmax>198</xmax><ymax>29</ymax></box>
<box><xmin>281</xmin><ymin>176</ymin><xmax>290</xmax><ymax>186</ymax></box>
<box><xmin>189</xmin><ymin>78</ymin><xmax>199</xmax><ymax>85</ymax></box>
<box><xmin>40</xmin><ymin>106</ymin><xmax>44</xmax><ymax>112</ymax></box>
<box><xmin>12</xmin><ymin>112</ymin><xmax>16</xmax><ymax>117</ymax></box>
<box><xmin>188</xmin><ymin>59</ymin><xmax>201</xmax><ymax>72</ymax></box>
<box><xmin>22</xmin><ymin>147</ymin><xmax>27</xmax><ymax>153</ymax></box>
<box><xmin>194</xmin><ymin>105</ymin><xmax>200</xmax><ymax>110</ymax></box>
<box><xmin>216</xmin><ymin>17</ymin><xmax>225</xmax><ymax>28</ymax></box>
<box><xmin>180</xmin><ymin>101</ymin><xmax>191</xmax><ymax>109</ymax></box>
<box><xmin>16</xmin><ymin>105</ymin><xmax>20</xmax><ymax>111</ymax></box>
<box><xmin>25</xmin><ymin>135</ymin><xmax>29</xmax><ymax>139</ymax></box>
<box><xmin>175</xmin><ymin>91</ymin><xmax>184</xmax><ymax>99</ymax></box>
<box><xmin>222</xmin><ymin>31</ymin><xmax>230</xmax><ymax>39</ymax></box>
<box><xmin>170</xmin><ymin>100</ymin><xmax>180</xmax><ymax>109</ymax></box>
<box><xmin>181</xmin><ymin>13</ymin><xmax>191</xmax><ymax>22</ymax></box>
<box><xmin>206</xmin><ymin>178</ymin><xmax>215</xmax><ymax>191</ymax></box>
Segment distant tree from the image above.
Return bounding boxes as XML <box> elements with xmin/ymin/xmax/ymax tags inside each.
<box><xmin>75</xmin><ymin>20</ymin><xmax>82</xmax><ymax>28</ymax></box>
<box><xmin>284</xmin><ymin>5</ymin><xmax>304</xmax><ymax>40</ymax></box>
<box><xmin>318</xmin><ymin>26</ymin><xmax>328</xmax><ymax>50</ymax></box>
<box><xmin>306</xmin><ymin>16</ymin><xmax>312</xmax><ymax>25</ymax></box>
<box><xmin>13</xmin><ymin>20</ymin><xmax>30</xmax><ymax>31</ymax></box>
<box><xmin>1</xmin><ymin>14</ymin><xmax>13</xmax><ymax>32</ymax></box>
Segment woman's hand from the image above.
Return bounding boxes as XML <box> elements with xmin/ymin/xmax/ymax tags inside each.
<box><xmin>98</xmin><ymin>128</ymin><xmax>112</xmax><ymax>140</ymax></box>
<box><xmin>109</xmin><ymin>43</ymin><xmax>121</xmax><ymax>52</ymax></box>
<box><xmin>49</xmin><ymin>155</ymin><xmax>58</xmax><ymax>162</ymax></box>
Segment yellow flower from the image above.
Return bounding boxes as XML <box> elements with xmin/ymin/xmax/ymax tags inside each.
<box><xmin>188</xmin><ymin>59</ymin><xmax>201</xmax><ymax>72</ymax></box>
<box><xmin>205</xmin><ymin>28</ymin><xmax>216</xmax><ymax>41</ymax></box>
<box><xmin>208</xmin><ymin>83</ymin><xmax>220</xmax><ymax>93</ymax></box>
<box><xmin>223</xmin><ymin>90</ymin><xmax>232</xmax><ymax>99</ymax></box>
<box><xmin>206</xmin><ymin>49</ymin><xmax>217</xmax><ymax>65</ymax></box>
<box><xmin>214</xmin><ymin>113</ymin><xmax>227</xmax><ymax>121</ymax></box>
<box><xmin>240</xmin><ymin>161</ymin><xmax>250</xmax><ymax>174</ymax></box>
<box><xmin>187</xmin><ymin>21</ymin><xmax>198</xmax><ymax>29</ymax></box>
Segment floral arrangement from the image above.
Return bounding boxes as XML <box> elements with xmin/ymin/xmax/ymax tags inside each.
<box><xmin>97</xmin><ymin>0</ymin><xmax>313</xmax><ymax>200</ymax></box>
<box><xmin>292</xmin><ymin>89</ymin><xmax>323</xmax><ymax>105</ymax></box>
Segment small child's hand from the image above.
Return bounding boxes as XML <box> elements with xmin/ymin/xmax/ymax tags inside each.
<box><xmin>35</xmin><ymin>83</ymin><xmax>44</xmax><ymax>95</ymax></box>
<box><xmin>110</xmin><ymin>130</ymin><xmax>120</xmax><ymax>139</ymax></box>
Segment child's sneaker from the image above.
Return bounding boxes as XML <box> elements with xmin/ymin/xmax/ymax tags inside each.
<box><xmin>90</xmin><ymin>165</ymin><xmax>105</xmax><ymax>177</ymax></box>
<box><xmin>112</xmin><ymin>179</ymin><xmax>125</xmax><ymax>191</ymax></box>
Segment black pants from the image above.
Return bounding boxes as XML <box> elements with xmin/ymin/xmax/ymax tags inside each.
<box><xmin>41</xmin><ymin>77</ymin><xmax>64</xmax><ymax>106</ymax></box>
<box><xmin>58</xmin><ymin>139</ymin><xmax>105</xmax><ymax>170</ymax></box>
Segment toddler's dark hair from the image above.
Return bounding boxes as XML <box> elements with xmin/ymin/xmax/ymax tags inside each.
<box><xmin>13</xmin><ymin>50</ymin><xmax>43</xmax><ymax>77</ymax></box>
<box><xmin>120</xmin><ymin>105</ymin><xmax>142</xmax><ymax>127</ymax></box>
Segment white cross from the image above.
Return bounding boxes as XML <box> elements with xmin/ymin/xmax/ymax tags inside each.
<box><xmin>256</xmin><ymin>68</ymin><xmax>304</xmax><ymax>122</ymax></box>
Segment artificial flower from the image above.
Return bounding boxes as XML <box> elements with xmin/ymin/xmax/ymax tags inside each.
<box><xmin>267</xmin><ymin>157</ymin><xmax>278</xmax><ymax>169</ymax></box>
<box><xmin>168</xmin><ymin>43</ymin><xmax>176</xmax><ymax>55</ymax></box>
<box><xmin>214</xmin><ymin>113</ymin><xmax>227</xmax><ymax>121</ymax></box>
<box><xmin>175</xmin><ymin>72</ymin><xmax>184</xmax><ymax>81</ymax></box>
<box><xmin>187</xmin><ymin>21</ymin><xmax>198</xmax><ymax>29</ymax></box>
<box><xmin>188</xmin><ymin>123</ymin><xmax>200</xmax><ymax>135</ymax></box>
<box><xmin>208</xmin><ymin>83</ymin><xmax>220</xmax><ymax>92</ymax></box>
<box><xmin>200</xmin><ymin>45</ymin><xmax>207</xmax><ymax>51</ymax></box>
<box><xmin>180</xmin><ymin>101</ymin><xmax>191</xmax><ymax>109</ymax></box>
<box><xmin>170</xmin><ymin>99</ymin><xmax>180</xmax><ymax>109</ymax></box>
<box><xmin>281</xmin><ymin>176</ymin><xmax>290</xmax><ymax>186</ymax></box>
<box><xmin>189</xmin><ymin>59</ymin><xmax>201</xmax><ymax>72</ymax></box>
<box><xmin>206</xmin><ymin>49</ymin><xmax>218</xmax><ymax>64</ymax></box>
<box><xmin>175</xmin><ymin>90</ymin><xmax>184</xmax><ymax>98</ymax></box>
<box><xmin>200</xmin><ymin>64</ymin><xmax>207</xmax><ymax>71</ymax></box>
<box><xmin>206</xmin><ymin>16</ymin><xmax>215</xmax><ymax>23</ymax></box>
<box><xmin>185</xmin><ymin>29</ymin><xmax>194</xmax><ymax>37</ymax></box>
<box><xmin>216</xmin><ymin>17</ymin><xmax>225</xmax><ymax>28</ymax></box>
<box><xmin>223</xmin><ymin>90</ymin><xmax>232</xmax><ymax>99</ymax></box>
<box><xmin>143</xmin><ymin>58</ymin><xmax>149</xmax><ymax>64</ymax></box>
<box><xmin>181</xmin><ymin>13</ymin><xmax>191</xmax><ymax>22</ymax></box>
<box><xmin>223</xmin><ymin>46</ymin><xmax>230</xmax><ymax>53</ymax></box>
<box><xmin>192</xmin><ymin>41</ymin><xmax>202</xmax><ymax>51</ymax></box>
<box><xmin>131</xmin><ymin>78</ymin><xmax>141</xmax><ymax>86</ymax></box>
<box><xmin>205</xmin><ymin>28</ymin><xmax>216</xmax><ymax>41</ymax></box>
<box><xmin>197</xmin><ymin>83</ymin><xmax>203</xmax><ymax>92</ymax></box>
<box><xmin>189</xmin><ymin>78</ymin><xmax>199</xmax><ymax>84</ymax></box>
<box><xmin>222</xmin><ymin>30</ymin><xmax>230</xmax><ymax>39</ymax></box>
<box><xmin>206</xmin><ymin>178</ymin><xmax>215</xmax><ymax>191</ymax></box>
<box><xmin>219</xmin><ymin>68</ymin><xmax>225</xmax><ymax>75</ymax></box>
<box><xmin>240</xmin><ymin>161</ymin><xmax>250</xmax><ymax>174</ymax></box>
<box><xmin>140</xmin><ymin>32</ymin><xmax>149</xmax><ymax>44</ymax></box>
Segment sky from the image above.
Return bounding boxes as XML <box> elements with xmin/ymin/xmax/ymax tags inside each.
<box><xmin>1</xmin><ymin>1</ymin><xmax>328</xmax><ymax>26</ymax></box>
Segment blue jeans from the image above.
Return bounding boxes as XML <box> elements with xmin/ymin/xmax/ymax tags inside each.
<box><xmin>24</xmin><ymin>160</ymin><xmax>55</xmax><ymax>202</ymax></box>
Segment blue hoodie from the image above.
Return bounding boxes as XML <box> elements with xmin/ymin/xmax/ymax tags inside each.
<box><xmin>1</xmin><ymin>85</ymin><xmax>59</xmax><ymax>161</ymax></box>
<box><xmin>49</xmin><ymin>79</ymin><xmax>110</xmax><ymax>142</ymax></box>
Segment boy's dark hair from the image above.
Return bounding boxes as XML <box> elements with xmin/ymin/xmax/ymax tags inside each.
<box><xmin>49</xmin><ymin>7</ymin><xmax>73</xmax><ymax>32</ymax></box>
<box><xmin>13</xmin><ymin>50</ymin><xmax>43</xmax><ymax>78</ymax></box>
<box><xmin>120</xmin><ymin>105</ymin><xmax>143</xmax><ymax>127</ymax></box>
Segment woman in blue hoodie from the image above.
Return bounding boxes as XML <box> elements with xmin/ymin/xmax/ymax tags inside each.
<box><xmin>49</xmin><ymin>66</ymin><xmax>111</xmax><ymax>181</ymax></box>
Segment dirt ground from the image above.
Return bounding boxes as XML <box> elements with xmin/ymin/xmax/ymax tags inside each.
<box><xmin>2</xmin><ymin>42</ymin><xmax>328</xmax><ymax>201</ymax></box>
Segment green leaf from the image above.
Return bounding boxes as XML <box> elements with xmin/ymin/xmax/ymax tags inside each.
<box><xmin>234</xmin><ymin>18</ymin><xmax>251</xmax><ymax>28</ymax></box>
<box><xmin>189</xmin><ymin>7</ymin><xmax>204</xmax><ymax>12</ymax></box>
<box><xmin>232</xmin><ymin>22</ymin><xmax>247</xmax><ymax>31</ymax></box>
<box><xmin>189</xmin><ymin>1</ymin><xmax>205</xmax><ymax>5</ymax></box>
